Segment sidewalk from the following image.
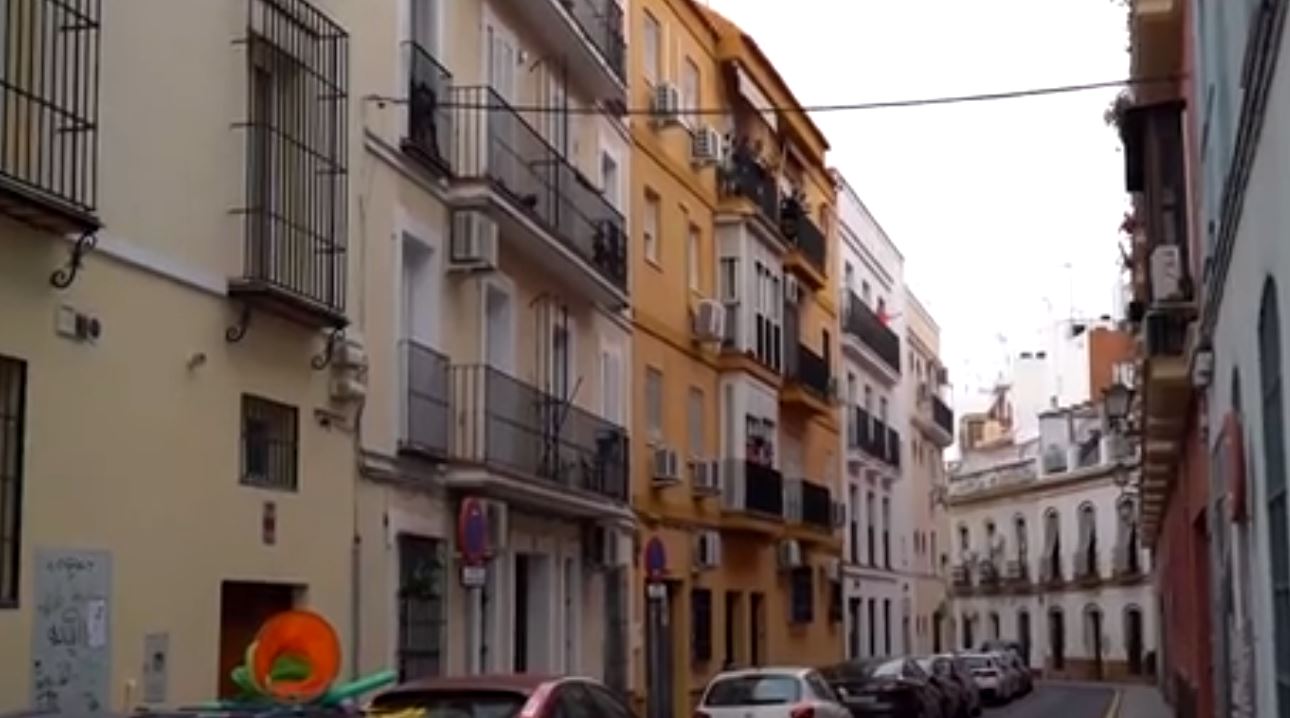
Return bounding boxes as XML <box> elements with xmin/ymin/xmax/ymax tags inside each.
<box><xmin>1115</xmin><ymin>683</ymin><xmax>1173</xmax><ymax>718</ymax></box>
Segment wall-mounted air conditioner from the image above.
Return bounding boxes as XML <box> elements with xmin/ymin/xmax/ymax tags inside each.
<box><xmin>1149</xmin><ymin>245</ymin><xmax>1183</xmax><ymax>302</ymax></box>
<box><xmin>777</xmin><ymin>539</ymin><xmax>803</xmax><ymax>570</ymax></box>
<box><xmin>651</xmin><ymin>83</ymin><xmax>681</xmax><ymax>125</ymax></box>
<box><xmin>449</xmin><ymin>211</ymin><xmax>499</xmax><ymax>270</ymax></box>
<box><xmin>690</xmin><ymin>459</ymin><xmax>722</xmax><ymax>496</ymax></box>
<box><xmin>652</xmin><ymin>447</ymin><xmax>682</xmax><ymax>486</ymax></box>
<box><xmin>691</xmin><ymin>125</ymin><xmax>724</xmax><ymax>165</ymax></box>
<box><xmin>692</xmin><ymin>299</ymin><xmax>725</xmax><ymax>342</ymax></box>
<box><xmin>694</xmin><ymin>530</ymin><xmax>722</xmax><ymax>570</ymax></box>
<box><xmin>784</xmin><ymin>275</ymin><xmax>801</xmax><ymax>305</ymax></box>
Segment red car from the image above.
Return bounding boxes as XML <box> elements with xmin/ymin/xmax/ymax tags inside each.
<box><xmin>369</xmin><ymin>673</ymin><xmax>637</xmax><ymax>718</ymax></box>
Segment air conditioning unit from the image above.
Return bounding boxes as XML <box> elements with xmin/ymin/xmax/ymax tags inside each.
<box><xmin>651</xmin><ymin>83</ymin><xmax>681</xmax><ymax>125</ymax></box>
<box><xmin>691</xmin><ymin>125</ymin><xmax>724</xmax><ymax>166</ymax></box>
<box><xmin>692</xmin><ymin>299</ymin><xmax>725</xmax><ymax>342</ymax></box>
<box><xmin>694</xmin><ymin>530</ymin><xmax>721</xmax><ymax>570</ymax></box>
<box><xmin>1150</xmin><ymin>244</ymin><xmax>1184</xmax><ymax>302</ymax></box>
<box><xmin>483</xmin><ymin>499</ymin><xmax>509</xmax><ymax>553</ymax></box>
<box><xmin>830</xmin><ymin>500</ymin><xmax>847</xmax><ymax>528</ymax></box>
<box><xmin>777</xmin><ymin>539</ymin><xmax>803</xmax><ymax>570</ymax></box>
<box><xmin>584</xmin><ymin>523</ymin><xmax>624</xmax><ymax>569</ymax></box>
<box><xmin>820</xmin><ymin>556</ymin><xmax>841</xmax><ymax>582</ymax></box>
<box><xmin>690</xmin><ymin>459</ymin><xmax>722</xmax><ymax>495</ymax></box>
<box><xmin>449</xmin><ymin>210</ymin><xmax>499</xmax><ymax>270</ymax></box>
<box><xmin>652</xmin><ymin>447</ymin><xmax>682</xmax><ymax>486</ymax></box>
<box><xmin>784</xmin><ymin>275</ymin><xmax>801</xmax><ymax>305</ymax></box>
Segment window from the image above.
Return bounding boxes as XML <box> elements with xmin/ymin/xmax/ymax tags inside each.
<box><xmin>723</xmin><ymin>591</ymin><xmax>739</xmax><ymax>666</ymax></box>
<box><xmin>752</xmin><ymin>261</ymin><xmax>783</xmax><ymax>371</ymax></box>
<box><xmin>1258</xmin><ymin>277</ymin><xmax>1290</xmax><ymax>702</ymax></box>
<box><xmin>691</xmin><ymin>588</ymin><xmax>713</xmax><ymax>662</ymax></box>
<box><xmin>879</xmin><ymin>397</ymin><xmax>888</xmax><ymax>423</ymax></box>
<box><xmin>681</xmin><ymin>57</ymin><xmax>700</xmax><ymax>123</ymax></box>
<box><xmin>410</xmin><ymin>0</ymin><xmax>440</xmax><ymax>54</ymax></box>
<box><xmin>687</xmin><ymin>224</ymin><xmax>700</xmax><ymax>291</ymax></box>
<box><xmin>240</xmin><ymin>395</ymin><xmax>299</xmax><ymax>491</ymax></box>
<box><xmin>643</xmin><ymin>190</ymin><xmax>660</xmax><ymax>264</ymax></box>
<box><xmin>1077</xmin><ymin>503</ymin><xmax>1097</xmax><ymax>577</ymax></box>
<box><xmin>600</xmin><ymin>346</ymin><xmax>624</xmax><ymax>425</ymax></box>
<box><xmin>397</xmin><ymin>534</ymin><xmax>446</xmax><ymax>680</ymax></box>
<box><xmin>601</xmin><ymin>152</ymin><xmax>620</xmax><ymax>209</ymax></box>
<box><xmin>0</xmin><ymin>356</ymin><xmax>25</xmax><ymax>607</ymax></box>
<box><xmin>861</xmin><ymin>281</ymin><xmax>871</xmax><ymax>304</ymax></box>
<box><xmin>881</xmin><ymin>497</ymin><xmax>891</xmax><ymax>569</ymax></box>
<box><xmin>688</xmin><ymin>388</ymin><xmax>704</xmax><ymax>457</ymax></box>
<box><xmin>645</xmin><ymin>368</ymin><xmax>663</xmax><ymax>439</ymax></box>
<box><xmin>868</xmin><ymin>599</ymin><xmax>877</xmax><ymax>656</ymax></box>
<box><xmin>866</xmin><ymin>491</ymin><xmax>876</xmax><ymax>566</ymax></box>
<box><xmin>719</xmin><ymin>257</ymin><xmax>738</xmax><ymax>302</ymax></box>
<box><xmin>883</xmin><ymin>599</ymin><xmax>892</xmax><ymax>655</ymax></box>
<box><xmin>642</xmin><ymin>11</ymin><xmax>661</xmax><ymax>83</ymax></box>
<box><xmin>863</xmin><ymin>385</ymin><xmax>873</xmax><ymax>411</ymax></box>
<box><xmin>844</xmin><ymin>262</ymin><xmax>854</xmax><ymax>291</ymax></box>
<box><xmin>790</xmin><ymin>566</ymin><xmax>814</xmax><ymax>623</ymax></box>
<box><xmin>1015</xmin><ymin>515</ymin><xmax>1028</xmax><ymax>563</ymax></box>
<box><xmin>848</xmin><ymin>485</ymin><xmax>860</xmax><ymax>563</ymax></box>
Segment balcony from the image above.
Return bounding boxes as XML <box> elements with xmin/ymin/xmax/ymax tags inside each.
<box><xmin>399</xmin><ymin>340</ymin><xmax>450</xmax><ymax>459</ymax></box>
<box><xmin>951</xmin><ymin>564</ymin><xmax>972</xmax><ymax>593</ymax></box>
<box><xmin>1005</xmin><ymin>559</ymin><xmax>1030</xmax><ymax>588</ymax></box>
<box><xmin>842</xmin><ymin>292</ymin><xmax>901</xmax><ymax>384</ymax></box>
<box><xmin>720</xmin><ymin>140</ymin><xmax>780</xmax><ymax>231</ymax></box>
<box><xmin>782</xmin><ymin>343</ymin><xmax>832</xmax><ymax>414</ymax></box>
<box><xmin>846</xmin><ymin>407</ymin><xmax>899</xmax><ymax>472</ymax></box>
<box><xmin>231</xmin><ymin>0</ymin><xmax>349</xmax><ymax>329</ymax></box>
<box><xmin>978</xmin><ymin>561</ymin><xmax>1001</xmax><ymax>593</ymax></box>
<box><xmin>501</xmin><ymin>0</ymin><xmax>625</xmax><ymax>102</ymax></box>
<box><xmin>0</xmin><ymin>0</ymin><xmax>101</xmax><ymax>235</ymax></box>
<box><xmin>446</xmin><ymin>364</ymin><xmax>628</xmax><ymax>509</ymax></box>
<box><xmin>913</xmin><ymin>387</ymin><xmax>955</xmax><ymax>448</ymax></box>
<box><xmin>402</xmin><ymin>42</ymin><xmax>453</xmax><ymax>177</ymax></box>
<box><xmin>722</xmin><ymin>459</ymin><xmax>785</xmax><ymax>527</ymax></box>
<box><xmin>784</xmin><ymin>478</ymin><xmax>833</xmax><ymax>534</ymax></box>
<box><xmin>780</xmin><ymin>195</ymin><xmax>827</xmax><ymax>287</ymax></box>
<box><xmin>886</xmin><ymin>426</ymin><xmax>902</xmax><ymax>469</ymax></box>
<box><xmin>450</xmin><ymin>86</ymin><xmax>628</xmax><ymax>308</ymax></box>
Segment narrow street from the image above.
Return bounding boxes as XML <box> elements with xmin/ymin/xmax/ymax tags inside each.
<box><xmin>986</xmin><ymin>683</ymin><xmax>1116</xmax><ymax>718</ymax></box>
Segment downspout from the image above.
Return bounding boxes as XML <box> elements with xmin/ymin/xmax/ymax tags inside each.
<box><xmin>350</xmin><ymin>401</ymin><xmax>365</xmax><ymax>680</ymax></box>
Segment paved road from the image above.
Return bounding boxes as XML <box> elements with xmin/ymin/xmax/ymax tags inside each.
<box><xmin>983</xmin><ymin>682</ymin><xmax>1116</xmax><ymax>718</ymax></box>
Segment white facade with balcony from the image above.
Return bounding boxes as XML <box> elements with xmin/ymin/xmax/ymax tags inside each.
<box><xmin>833</xmin><ymin>172</ymin><xmax>911</xmax><ymax>659</ymax></box>
<box><xmin>946</xmin><ymin>403</ymin><xmax>1156</xmax><ymax>680</ymax></box>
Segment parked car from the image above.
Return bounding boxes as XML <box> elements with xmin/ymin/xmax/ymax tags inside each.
<box><xmin>924</xmin><ymin>654</ymin><xmax>982</xmax><ymax>717</ymax></box>
<box><xmin>370</xmin><ymin>673</ymin><xmax>638</xmax><ymax>718</ymax></box>
<box><xmin>959</xmin><ymin>652</ymin><xmax>1013</xmax><ymax>704</ymax></box>
<box><xmin>996</xmin><ymin>650</ymin><xmax>1033</xmax><ymax>694</ymax></box>
<box><xmin>697</xmin><ymin>667</ymin><xmax>851</xmax><ymax>718</ymax></box>
<box><xmin>980</xmin><ymin>640</ymin><xmax>1035</xmax><ymax>686</ymax></box>
<box><xmin>914</xmin><ymin>656</ymin><xmax>966</xmax><ymax>718</ymax></box>
<box><xmin>820</xmin><ymin>658</ymin><xmax>944</xmax><ymax>718</ymax></box>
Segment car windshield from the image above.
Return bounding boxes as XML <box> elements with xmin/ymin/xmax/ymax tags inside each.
<box><xmin>368</xmin><ymin>689</ymin><xmax>527</xmax><ymax>718</ymax></box>
<box><xmin>872</xmin><ymin>660</ymin><xmax>905</xmax><ymax>677</ymax></box>
<box><xmin>704</xmin><ymin>675</ymin><xmax>802</xmax><ymax>706</ymax></box>
<box><xmin>963</xmin><ymin>656</ymin><xmax>993</xmax><ymax>670</ymax></box>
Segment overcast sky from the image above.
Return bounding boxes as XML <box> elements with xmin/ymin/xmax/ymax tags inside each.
<box><xmin>705</xmin><ymin>0</ymin><xmax>1131</xmax><ymax>412</ymax></box>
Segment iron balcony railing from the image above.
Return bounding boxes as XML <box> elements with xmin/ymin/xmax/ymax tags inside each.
<box><xmin>562</xmin><ymin>0</ymin><xmax>626</xmax><ymax>80</ymax></box>
<box><xmin>722</xmin><ymin>141</ymin><xmax>779</xmax><ymax>224</ymax></box>
<box><xmin>723</xmin><ymin>459</ymin><xmax>784</xmax><ymax>518</ymax></box>
<box><xmin>0</xmin><ymin>0</ymin><xmax>101</xmax><ymax>231</ymax></box>
<box><xmin>843</xmin><ymin>292</ymin><xmax>901</xmax><ymax>374</ymax></box>
<box><xmin>932</xmin><ymin>395</ymin><xmax>954</xmax><ymax>436</ymax></box>
<box><xmin>787</xmin><ymin>343</ymin><xmax>831</xmax><ymax>399</ymax></box>
<box><xmin>452</xmin><ymin>86</ymin><xmax>627</xmax><ymax>290</ymax></box>
<box><xmin>448</xmin><ymin>364</ymin><xmax>628</xmax><ymax>502</ymax></box>
<box><xmin>1144</xmin><ymin>309</ymin><xmax>1189</xmax><ymax>357</ymax></box>
<box><xmin>886</xmin><ymin>426</ymin><xmax>901</xmax><ymax>469</ymax></box>
<box><xmin>848</xmin><ymin>406</ymin><xmax>872</xmax><ymax>452</ymax></box>
<box><xmin>235</xmin><ymin>0</ymin><xmax>350</xmax><ymax>321</ymax></box>
<box><xmin>401</xmin><ymin>340</ymin><xmax>451</xmax><ymax>458</ymax></box>
<box><xmin>404</xmin><ymin>42</ymin><xmax>453</xmax><ymax>175</ymax></box>
<box><xmin>802</xmin><ymin>480</ymin><xmax>833</xmax><ymax>531</ymax></box>
<box><xmin>951</xmin><ymin>564</ymin><xmax>971</xmax><ymax>589</ymax></box>
<box><xmin>781</xmin><ymin>196</ymin><xmax>826</xmax><ymax>271</ymax></box>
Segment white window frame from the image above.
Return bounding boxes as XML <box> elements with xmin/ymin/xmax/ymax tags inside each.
<box><xmin>645</xmin><ymin>366</ymin><xmax>664</xmax><ymax>441</ymax></box>
<box><xmin>643</xmin><ymin>190</ymin><xmax>661</xmax><ymax>265</ymax></box>
<box><xmin>642</xmin><ymin>10</ymin><xmax>661</xmax><ymax>85</ymax></box>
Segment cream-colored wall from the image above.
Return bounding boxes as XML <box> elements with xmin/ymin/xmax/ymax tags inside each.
<box><xmin>0</xmin><ymin>228</ymin><xmax>354</xmax><ymax>710</ymax></box>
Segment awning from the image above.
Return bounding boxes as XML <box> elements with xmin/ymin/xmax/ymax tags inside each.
<box><xmin>735</xmin><ymin>63</ymin><xmax>777</xmax><ymax>132</ymax></box>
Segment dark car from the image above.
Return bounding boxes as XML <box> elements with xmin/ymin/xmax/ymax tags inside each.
<box><xmin>917</xmin><ymin>655</ymin><xmax>981</xmax><ymax>718</ymax></box>
<box><xmin>370</xmin><ymin>673</ymin><xmax>637</xmax><ymax>718</ymax></box>
<box><xmin>821</xmin><ymin>658</ymin><xmax>944</xmax><ymax>718</ymax></box>
<box><xmin>933</xmin><ymin>655</ymin><xmax>983</xmax><ymax>717</ymax></box>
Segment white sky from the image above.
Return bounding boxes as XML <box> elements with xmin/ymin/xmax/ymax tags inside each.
<box><xmin>704</xmin><ymin>0</ymin><xmax>1131</xmax><ymax>413</ymax></box>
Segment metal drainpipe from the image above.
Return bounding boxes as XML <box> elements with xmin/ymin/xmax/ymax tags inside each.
<box><xmin>350</xmin><ymin>401</ymin><xmax>366</xmax><ymax>680</ymax></box>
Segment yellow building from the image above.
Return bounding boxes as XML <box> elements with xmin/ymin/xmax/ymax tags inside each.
<box><xmin>628</xmin><ymin>2</ymin><xmax>843</xmax><ymax>713</ymax></box>
<box><xmin>0</xmin><ymin>0</ymin><xmax>358</xmax><ymax>708</ymax></box>
<box><xmin>347</xmin><ymin>0</ymin><xmax>636</xmax><ymax>692</ymax></box>
<box><xmin>903</xmin><ymin>290</ymin><xmax>955</xmax><ymax>654</ymax></box>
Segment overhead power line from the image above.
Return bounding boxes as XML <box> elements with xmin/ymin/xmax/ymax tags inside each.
<box><xmin>415</xmin><ymin>74</ymin><xmax>1183</xmax><ymax>116</ymax></box>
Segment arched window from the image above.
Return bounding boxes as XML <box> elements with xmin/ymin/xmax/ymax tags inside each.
<box><xmin>1076</xmin><ymin>502</ymin><xmax>1097</xmax><ymax>578</ymax></box>
<box><xmin>1014</xmin><ymin>514</ymin><xmax>1028</xmax><ymax>571</ymax></box>
<box><xmin>1115</xmin><ymin>497</ymin><xmax>1140</xmax><ymax>575</ymax></box>
<box><xmin>1041</xmin><ymin>509</ymin><xmax>1061</xmax><ymax>583</ymax></box>
<box><xmin>1259</xmin><ymin>277</ymin><xmax>1290</xmax><ymax>704</ymax></box>
<box><xmin>959</xmin><ymin>523</ymin><xmax>970</xmax><ymax>555</ymax></box>
<box><xmin>1016</xmin><ymin>609</ymin><xmax>1032</xmax><ymax>666</ymax></box>
<box><xmin>984</xmin><ymin>519</ymin><xmax>998</xmax><ymax>560</ymax></box>
<box><xmin>988</xmin><ymin>611</ymin><xmax>1001</xmax><ymax>640</ymax></box>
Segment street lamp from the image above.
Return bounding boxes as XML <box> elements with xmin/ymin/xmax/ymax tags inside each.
<box><xmin>1103</xmin><ymin>382</ymin><xmax>1134</xmax><ymax>432</ymax></box>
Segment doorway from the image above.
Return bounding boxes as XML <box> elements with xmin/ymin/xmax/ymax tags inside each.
<box><xmin>218</xmin><ymin>582</ymin><xmax>298</xmax><ymax>698</ymax></box>
<box><xmin>484</xmin><ymin>282</ymin><xmax>513</xmax><ymax>371</ymax></box>
<box><xmin>1049</xmin><ymin>608</ymin><xmax>1065</xmax><ymax>672</ymax></box>
<box><xmin>1018</xmin><ymin>610</ymin><xmax>1032</xmax><ymax>666</ymax></box>
<box><xmin>1126</xmin><ymin>606</ymin><xmax>1144</xmax><ymax>676</ymax></box>
<box><xmin>848</xmin><ymin>598</ymin><xmax>862</xmax><ymax>659</ymax></box>
<box><xmin>749</xmin><ymin>592</ymin><xmax>765</xmax><ymax>666</ymax></box>
<box><xmin>513</xmin><ymin>553</ymin><xmax>551</xmax><ymax>672</ymax></box>
<box><xmin>1085</xmin><ymin>606</ymin><xmax>1104</xmax><ymax>680</ymax></box>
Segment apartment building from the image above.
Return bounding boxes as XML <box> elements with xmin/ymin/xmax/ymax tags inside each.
<box><xmin>629</xmin><ymin>2</ymin><xmax>844</xmax><ymax>713</ymax></box>
<box><xmin>946</xmin><ymin>397</ymin><xmax>1155</xmax><ymax>682</ymax></box>
<box><xmin>347</xmin><ymin>0</ymin><xmax>635</xmax><ymax>692</ymax></box>
<box><xmin>904</xmin><ymin>291</ymin><xmax>954</xmax><ymax>655</ymax></box>
<box><xmin>0</xmin><ymin>0</ymin><xmax>360</xmax><ymax>708</ymax></box>
<box><xmin>834</xmin><ymin>175</ymin><xmax>908</xmax><ymax>660</ymax></box>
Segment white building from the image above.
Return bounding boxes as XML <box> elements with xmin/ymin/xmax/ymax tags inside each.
<box><xmin>947</xmin><ymin>400</ymin><xmax>1156</xmax><ymax>680</ymax></box>
<box><xmin>834</xmin><ymin>172</ymin><xmax>912</xmax><ymax>659</ymax></box>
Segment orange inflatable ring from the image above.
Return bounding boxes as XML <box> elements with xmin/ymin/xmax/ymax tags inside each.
<box><xmin>250</xmin><ymin>609</ymin><xmax>342</xmax><ymax>703</ymax></box>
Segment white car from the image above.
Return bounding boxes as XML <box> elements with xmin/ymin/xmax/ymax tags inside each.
<box><xmin>959</xmin><ymin>652</ymin><xmax>1013</xmax><ymax>704</ymax></box>
<box><xmin>697</xmin><ymin>667</ymin><xmax>850</xmax><ymax>718</ymax></box>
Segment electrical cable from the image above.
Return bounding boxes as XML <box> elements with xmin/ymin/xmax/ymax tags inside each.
<box><xmin>371</xmin><ymin>73</ymin><xmax>1185</xmax><ymax>116</ymax></box>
